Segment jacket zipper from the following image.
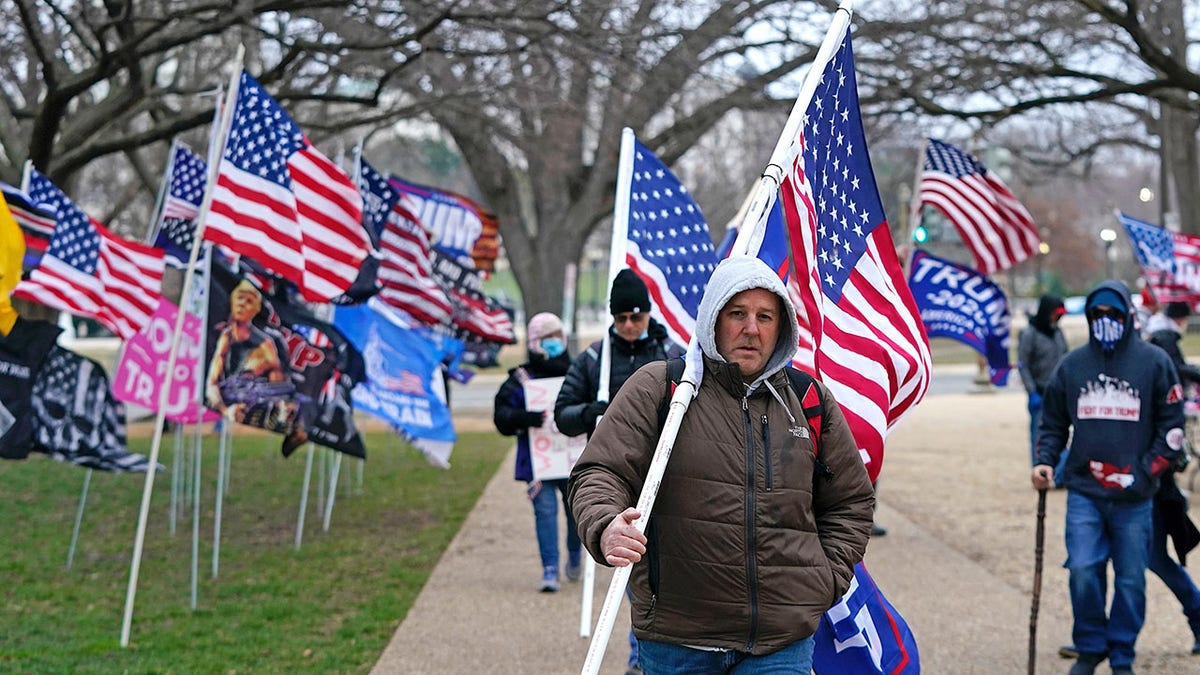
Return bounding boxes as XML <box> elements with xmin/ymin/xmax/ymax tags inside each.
<box><xmin>762</xmin><ymin>414</ymin><xmax>772</xmax><ymax>492</ymax></box>
<box><xmin>742</xmin><ymin>395</ymin><xmax>758</xmax><ymax>651</ymax></box>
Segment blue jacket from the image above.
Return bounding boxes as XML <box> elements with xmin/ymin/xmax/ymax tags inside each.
<box><xmin>1036</xmin><ymin>281</ymin><xmax>1185</xmax><ymax>501</ymax></box>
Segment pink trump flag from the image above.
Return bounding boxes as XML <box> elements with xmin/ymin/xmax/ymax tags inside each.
<box><xmin>113</xmin><ymin>297</ymin><xmax>217</xmax><ymax>423</ymax></box>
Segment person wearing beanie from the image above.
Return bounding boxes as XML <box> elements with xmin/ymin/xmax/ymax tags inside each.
<box><xmin>492</xmin><ymin>312</ymin><xmax>581</xmax><ymax>593</ymax></box>
<box><xmin>568</xmin><ymin>257</ymin><xmax>873</xmax><ymax>673</ymax></box>
<box><xmin>1032</xmin><ymin>280</ymin><xmax>1186</xmax><ymax>674</ymax></box>
<box><xmin>554</xmin><ymin>268</ymin><xmax>683</xmax><ymax>674</ymax></box>
<box><xmin>1018</xmin><ymin>295</ymin><xmax>1070</xmax><ymax>471</ymax></box>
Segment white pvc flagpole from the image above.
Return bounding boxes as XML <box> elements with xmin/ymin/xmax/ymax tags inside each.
<box><xmin>729</xmin><ymin>0</ymin><xmax>856</xmax><ymax>256</ymax></box>
<box><xmin>213</xmin><ymin>419</ymin><xmax>228</xmax><ymax>578</ymax></box>
<box><xmin>296</xmin><ymin>442</ymin><xmax>316</xmax><ymax>550</ymax></box>
<box><xmin>322</xmin><ymin>451</ymin><xmax>343</xmax><ymax>532</ymax></box>
<box><xmin>66</xmin><ymin>469</ymin><xmax>93</xmax><ymax>570</ymax></box>
<box><xmin>190</xmin><ymin>426</ymin><xmax>202</xmax><ymax>610</ymax></box>
<box><xmin>579</xmin><ymin>126</ymin><xmax>638</xmax><ymax>640</ymax></box>
<box><xmin>144</xmin><ymin>138</ymin><xmax>178</xmax><ymax>246</ymax></box>
<box><xmin>580</xmin><ymin>6</ymin><xmax>856</xmax><ymax>673</ymax></box>
<box><xmin>168</xmin><ymin>426</ymin><xmax>181</xmax><ymax>535</ymax></box>
<box><xmin>120</xmin><ymin>46</ymin><xmax>243</xmax><ymax>648</ymax></box>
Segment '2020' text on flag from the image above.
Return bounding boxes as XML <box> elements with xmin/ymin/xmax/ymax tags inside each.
<box><xmin>917</xmin><ymin>138</ymin><xmax>1041</xmax><ymax>274</ymax></box>
<box><xmin>205</xmin><ymin>71</ymin><xmax>370</xmax><ymax>302</ymax></box>
<box><xmin>1117</xmin><ymin>211</ymin><xmax>1200</xmax><ymax>303</ymax></box>
<box><xmin>14</xmin><ymin>168</ymin><xmax>164</xmax><ymax>340</ymax></box>
<box><xmin>771</xmin><ymin>31</ymin><xmax>931</xmax><ymax>484</ymax></box>
<box><xmin>623</xmin><ymin>138</ymin><xmax>719</xmax><ymax>349</ymax></box>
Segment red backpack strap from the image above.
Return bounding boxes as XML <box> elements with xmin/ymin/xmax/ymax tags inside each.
<box><xmin>785</xmin><ymin>367</ymin><xmax>823</xmax><ymax>456</ymax></box>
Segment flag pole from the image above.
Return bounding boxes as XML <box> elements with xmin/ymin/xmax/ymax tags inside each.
<box><xmin>729</xmin><ymin>0</ymin><xmax>855</xmax><ymax>258</ymax></box>
<box><xmin>580</xmin><ymin>7</ymin><xmax>856</xmax><ymax>674</ymax></box>
<box><xmin>580</xmin><ymin>126</ymin><xmax>638</xmax><ymax>640</ymax></box>
<box><xmin>903</xmin><ymin>138</ymin><xmax>929</xmax><ymax>275</ymax></box>
<box><xmin>120</xmin><ymin>46</ymin><xmax>243</xmax><ymax>648</ymax></box>
<box><xmin>144</xmin><ymin>139</ymin><xmax>178</xmax><ymax>246</ymax></box>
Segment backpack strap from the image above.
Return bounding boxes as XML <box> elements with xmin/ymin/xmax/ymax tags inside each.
<box><xmin>656</xmin><ymin>357</ymin><xmax>687</xmax><ymax>431</ymax></box>
<box><xmin>785</xmin><ymin>367</ymin><xmax>823</xmax><ymax>451</ymax></box>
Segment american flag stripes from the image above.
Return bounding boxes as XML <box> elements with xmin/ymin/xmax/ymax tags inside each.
<box><xmin>622</xmin><ymin>138</ymin><xmax>719</xmax><ymax>349</ymax></box>
<box><xmin>391</xmin><ymin>177</ymin><xmax>500</xmax><ymax>273</ymax></box>
<box><xmin>769</xmin><ymin>31</ymin><xmax>931</xmax><ymax>483</ymax></box>
<box><xmin>14</xmin><ymin>168</ymin><xmax>164</xmax><ymax>340</ymax></box>
<box><xmin>153</xmin><ymin>143</ymin><xmax>207</xmax><ymax>265</ymax></box>
<box><xmin>1</xmin><ymin>181</ymin><xmax>55</xmax><ymax>270</ymax></box>
<box><xmin>917</xmin><ymin>139</ymin><xmax>1041</xmax><ymax>274</ymax></box>
<box><xmin>1117</xmin><ymin>211</ymin><xmax>1200</xmax><ymax>303</ymax></box>
<box><xmin>205</xmin><ymin>71</ymin><xmax>370</xmax><ymax>303</ymax></box>
<box><xmin>358</xmin><ymin>157</ymin><xmax>453</xmax><ymax>326</ymax></box>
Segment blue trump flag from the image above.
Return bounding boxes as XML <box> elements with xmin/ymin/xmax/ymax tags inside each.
<box><xmin>907</xmin><ymin>249</ymin><xmax>1012</xmax><ymax>385</ymax></box>
<box><xmin>814</xmin><ymin>563</ymin><xmax>920</xmax><ymax>674</ymax></box>
<box><xmin>333</xmin><ymin>300</ymin><xmax>461</xmax><ymax>468</ymax></box>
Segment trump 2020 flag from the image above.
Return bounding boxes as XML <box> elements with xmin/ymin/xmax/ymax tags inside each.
<box><xmin>813</xmin><ymin>562</ymin><xmax>920</xmax><ymax>674</ymax></box>
<box><xmin>908</xmin><ymin>249</ymin><xmax>1012</xmax><ymax>385</ymax></box>
<box><xmin>334</xmin><ymin>300</ymin><xmax>460</xmax><ymax>468</ymax></box>
<box><xmin>768</xmin><ymin>29</ymin><xmax>931</xmax><ymax>484</ymax></box>
<box><xmin>621</xmin><ymin>137</ymin><xmax>719</xmax><ymax>348</ymax></box>
<box><xmin>1117</xmin><ymin>210</ymin><xmax>1200</xmax><ymax>303</ymax></box>
<box><xmin>14</xmin><ymin>167</ymin><xmax>164</xmax><ymax>340</ymax></box>
<box><xmin>205</xmin><ymin>71</ymin><xmax>370</xmax><ymax>303</ymax></box>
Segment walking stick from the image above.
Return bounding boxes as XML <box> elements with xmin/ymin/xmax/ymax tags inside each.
<box><xmin>1028</xmin><ymin>488</ymin><xmax>1047</xmax><ymax>675</ymax></box>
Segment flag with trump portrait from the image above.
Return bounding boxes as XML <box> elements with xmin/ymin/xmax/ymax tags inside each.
<box><xmin>13</xmin><ymin>167</ymin><xmax>164</xmax><ymax>340</ymax></box>
<box><xmin>767</xmin><ymin>29</ymin><xmax>931</xmax><ymax>485</ymax></box>
<box><xmin>907</xmin><ymin>249</ymin><xmax>1011</xmax><ymax>385</ymax></box>
<box><xmin>204</xmin><ymin>70</ymin><xmax>371</xmax><ymax>303</ymax></box>
<box><xmin>620</xmin><ymin>136</ymin><xmax>720</xmax><ymax>349</ymax></box>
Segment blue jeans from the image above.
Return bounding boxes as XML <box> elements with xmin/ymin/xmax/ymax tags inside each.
<box><xmin>1064</xmin><ymin>491</ymin><xmax>1153</xmax><ymax>667</ymax></box>
<box><xmin>1148</xmin><ymin>502</ymin><xmax>1200</xmax><ymax>636</ymax></box>
<box><xmin>529</xmin><ymin>478</ymin><xmax>580</xmax><ymax>570</ymax></box>
<box><xmin>638</xmin><ymin>637</ymin><xmax>814</xmax><ymax>674</ymax></box>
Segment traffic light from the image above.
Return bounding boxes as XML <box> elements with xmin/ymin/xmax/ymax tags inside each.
<box><xmin>912</xmin><ymin>225</ymin><xmax>928</xmax><ymax>244</ymax></box>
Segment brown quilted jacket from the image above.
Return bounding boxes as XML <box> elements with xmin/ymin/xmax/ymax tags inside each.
<box><xmin>567</xmin><ymin>356</ymin><xmax>874</xmax><ymax>654</ymax></box>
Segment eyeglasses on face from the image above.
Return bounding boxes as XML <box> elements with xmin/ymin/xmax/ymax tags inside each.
<box><xmin>613</xmin><ymin>311</ymin><xmax>648</xmax><ymax>324</ymax></box>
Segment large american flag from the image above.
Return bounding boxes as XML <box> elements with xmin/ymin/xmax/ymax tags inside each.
<box><xmin>152</xmin><ymin>143</ymin><xmax>207</xmax><ymax>266</ymax></box>
<box><xmin>623</xmin><ymin>138</ymin><xmax>719</xmax><ymax>349</ymax></box>
<box><xmin>917</xmin><ymin>138</ymin><xmax>1041</xmax><ymax>274</ymax></box>
<box><xmin>14</xmin><ymin>168</ymin><xmax>164</xmax><ymax>340</ymax></box>
<box><xmin>1</xmin><ymin>180</ymin><xmax>55</xmax><ymax>270</ymax></box>
<box><xmin>358</xmin><ymin>157</ymin><xmax>453</xmax><ymax>326</ymax></box>
<box><xmin>1118</xmin><ymin>211</ymin><xmax>1200</xmax><ymax>303</ymax></box>
<box><xmin>769</xmin><ymin>30</ymin><xmax>931</xmax><ymax>484</ymax></box>
<box><xmin>205</xmin><ymin>71</ymin><xmax>370</xmax><ymax>303</ymax></box>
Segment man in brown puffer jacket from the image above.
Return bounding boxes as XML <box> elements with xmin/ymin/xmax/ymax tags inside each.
<box><xmin>568</xmin><ymin>256</ymin><xmax>874</xmax><ymax>674</ymax></box>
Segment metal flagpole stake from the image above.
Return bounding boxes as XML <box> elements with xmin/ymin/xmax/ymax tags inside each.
<box><xmin>322</xmin><ymin>451</ymin><xmax>343</xmax><ymax>532</ymax></box>
<box><xmin>296</xmin><ymin>441</ymin><xmax>316</xmax><ymax>550</ymax></box>
<box><xmin>1029</xmin><ymin>488</ymin><xmax>1047</xmax><ymax>675</ymax></box>
<box><xmin>66</xmin><ymin>469</ymin><xmax>93</xmax><ymax>570</ymax></box>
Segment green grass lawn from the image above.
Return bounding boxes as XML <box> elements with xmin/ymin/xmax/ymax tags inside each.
<box><xmin>0</xmin><ymin>429</ymin><xmax>509</xmax><ymax>673</ymax></box>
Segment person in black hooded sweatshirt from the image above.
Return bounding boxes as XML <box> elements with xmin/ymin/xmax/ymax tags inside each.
<box><xmin>1018</xmin><ymin>294</ymin><xmax>1069</xmax><ymax>469</ymax></box>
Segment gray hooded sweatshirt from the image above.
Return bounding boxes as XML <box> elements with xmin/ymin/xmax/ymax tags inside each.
<box><xmin>568</xmin><ymin>256</ymin><xmax>874</xmax><ymax>654</ymax></box>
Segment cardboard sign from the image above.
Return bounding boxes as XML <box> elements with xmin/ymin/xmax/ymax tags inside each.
<box><xmin>523</xmin><ymin>377</ymin><xmax>587</xmax><ymax>481</ymax></box>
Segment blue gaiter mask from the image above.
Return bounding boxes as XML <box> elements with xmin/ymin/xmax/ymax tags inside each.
<box><xmin>540</xmin><ymin>338</ymin><xmax>566</xmax><ymax>358</ymax></box>
<box><xmin>1090</xmin><ymin>316</ymin><xmax>1124</xmax><ymax>352</ymax></box>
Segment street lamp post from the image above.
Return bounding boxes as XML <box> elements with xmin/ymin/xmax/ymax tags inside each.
<box><xmin>1100</xmin><ymin>228</ymin><xmax>1117</xmax><ymax>280</ymax></box>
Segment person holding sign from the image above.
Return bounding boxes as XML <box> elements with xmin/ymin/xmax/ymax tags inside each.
<box><xmin>493</xmin><ymin>312</ymin><xmax>582</xmax><ymax>593</ymax></box>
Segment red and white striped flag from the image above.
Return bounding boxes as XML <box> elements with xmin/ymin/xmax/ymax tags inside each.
<box><xmin>769</xmin><ymin>30</ymin><xmax>931</xmax><ymax>484</ymax></box>
<box><xmin>14</xmin><ymin>168</ymin><xmax>163</xmax><ymax>339</ymax></box>
<box><xmin>917</xmin><ymin>139</ymin><xmax>1041</xmax><ymax>274</ymax></box>
<box><xmin>205</xmin><ymin>71</ymin><xmax>370</xmax><ymax>303</ymax></box>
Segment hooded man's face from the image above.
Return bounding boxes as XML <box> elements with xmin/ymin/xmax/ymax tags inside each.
<box><xmin>715</xmin><ymin>288</ymin><xmax>781</xmax><ymax>381</ymax></box>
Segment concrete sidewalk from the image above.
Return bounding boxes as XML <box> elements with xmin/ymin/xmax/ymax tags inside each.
<box><xmin>372</xmin><ymin>368</ymin><xmax>1200</xmax><ymax>674</ymax></box>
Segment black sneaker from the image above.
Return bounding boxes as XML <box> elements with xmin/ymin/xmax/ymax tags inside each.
<box><xmin>871</xmin><ymin>523</ymin><xmax>887</xmax><ymax>537</ymax></box>
<box><xmin>1067</xmin><ymin>653</ymin><xmax>1105</xmax><ymax>675</ymax></box>
<box><xmin>1058</xmin><ymin>645</ymin><xmax>1078</xmax><ymax>659</ymax></box>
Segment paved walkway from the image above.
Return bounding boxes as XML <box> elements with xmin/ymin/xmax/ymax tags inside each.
<box><xmin>372</xmin><ymin>365</ymin><xmax>1200</xmax><ymax>674</ymax></box>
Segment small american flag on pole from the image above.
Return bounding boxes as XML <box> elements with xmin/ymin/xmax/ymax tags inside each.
<box><xmin>14</xmin><ymin>168</ymin><xmax>164</xmax><ymax>339</ymax></box>
<box><xmin>771</xmin><ymin>30</ymin><xmax>931</xmax><ymax>483</ymax></box>
<box><xmin>1117</xmin><ymin>211</ymin><xmax>1200</xmax><ymax>303</ymax></box>
<box><xmin>152</xmin><ymin>143</ymin><xmax>207</xmax><ymax>265</ymax></box>
<box><xmin>917</xmin><ymin>138</ymin><xmax>1041</xmax><ymax>274</ymax></box>
<box><xmin>622</xmin><ymin>138</ymin><xmax>719</xmax><ymax>349</ymax></box>
<box><xmin>358</xmin><ymin>157</ymin><xmax>453</xmax><ymax>327</ymax></box>
<box><xmin>205</xmin><ymin>71</ymin><xmax>370</xmax><ymax>303</ymax></box>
